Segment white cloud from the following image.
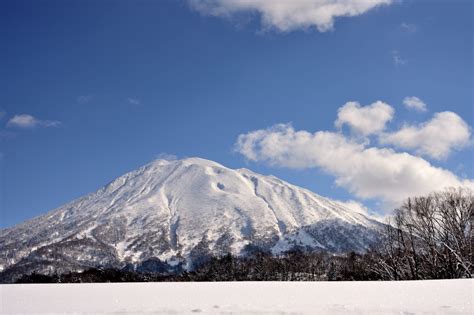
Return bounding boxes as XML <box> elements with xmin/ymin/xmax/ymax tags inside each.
<box><xmin>335</xmin><ymin>101</ymin><xmax>394</xmax><ymax>136</ymax></box>
<box><xmin>189</xmin><ymin>0</ymin><xmax>393</xmax><ymax>32</ymax></box>
<box><xmin>380</xmin><ymin>111</ymin><xmax>471</xmax><ymax>160</ymax></box>
<box><xmin>403</xmin><ymin>96</ymin><xmax>427</xmax><ymax>112</ymax></box>
<box><xmin>6</xmin><ymin>114</ymin><xmax>61</xmax><ymax>129</ymax></box>
<box><xmin>235</xmin><ymin>123</ymin><xmax>473</xmax><ymax>208</ymax></box>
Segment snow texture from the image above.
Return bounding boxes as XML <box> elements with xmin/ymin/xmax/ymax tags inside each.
<box><xmin>1</xmin><ymin>280</ymin><xmax>472</xmax><ymax>314</ymax></box>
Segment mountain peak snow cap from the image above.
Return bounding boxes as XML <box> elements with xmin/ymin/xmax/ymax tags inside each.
<box><xmin>150</xmin><ymin>156</ymin><xmax>226</xmax><ymax>168</ymax></box>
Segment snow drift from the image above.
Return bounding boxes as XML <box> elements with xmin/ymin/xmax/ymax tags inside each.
<box><xmin>1</xmin><ymin>280</ymin><xmax>472</xmax><ymax>314</ymax></box>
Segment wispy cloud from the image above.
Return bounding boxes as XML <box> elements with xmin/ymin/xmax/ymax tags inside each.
<box><xmin>403</xmin><ymin>96</ymin><xmax>427</xmax><ymax>112</ymax></box>
<box><xmin>77</xmin><ymin>95</ymin><xmax>93</xmax><ymax>104</ymax></box>
<box><xmin>189</xmin><ymin>0</ymin><xmax>393</xmax><ymax>33</ymax></box>
<box><xmin>400</xmin><ymin>22</ymin><xmax>417</xmax><ymax>33</ymax></box>
<box><xmin>0</xmin><ymin>130</ymin><xmax>16</xmax><ymax>141</ymax></box>
<box><xmin>156</xmin><ymin>153</ymin><xmax>178</xmax><ymax>161</ymax></box>
<box><xmin>235</xmin><ymin>101</ymin><xmax>473</xmax><ymax>209</ymax></box>
<box><xmin>391</xmin><ymin>50</ymin><xmax>406</xmax><ymax>66</ymax></box>
<box><xmin>127</xmin><ymin>98</ymin><xmax>141</xmax><ymax>105</ymax></box>
<box><xmin>7</xmin><ymin>114</ymin><xmax>61</xmax><ymax>129</ymax></box>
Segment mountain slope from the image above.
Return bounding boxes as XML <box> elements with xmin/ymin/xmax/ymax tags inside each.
<box><xmin>0</xmin><ymin>157</ymin><xmax>383</xmax><ymax>280</ymax></box>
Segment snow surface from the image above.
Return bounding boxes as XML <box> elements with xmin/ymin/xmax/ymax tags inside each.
<box><xmin>1</xmin><ymin>280</ymin><xmax>472</xmax><ymax>314</ymax></box>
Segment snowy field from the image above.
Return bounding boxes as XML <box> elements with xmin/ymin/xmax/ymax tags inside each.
<box><xmin>1</xmin><ymin>280</ymin><xmax>472</xmax><ymax>314</ymax></box>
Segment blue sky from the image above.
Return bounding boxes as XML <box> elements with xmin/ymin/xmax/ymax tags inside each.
<box><xmin>1</xmin><ymin>0</ymin><xmax>472</xmax><ymax>227</ymax></box>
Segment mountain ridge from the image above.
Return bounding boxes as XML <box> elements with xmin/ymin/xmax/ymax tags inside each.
<box><xmin>0</xmin><ymin>157</ymin><xmax>383</xmax><ymax>281</ymax></box>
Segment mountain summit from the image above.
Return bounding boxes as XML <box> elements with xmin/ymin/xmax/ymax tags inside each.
<box><xmin>0</xmin><ymin>157</ymin><xmax>382</xmax><ymax>280</ymax></box>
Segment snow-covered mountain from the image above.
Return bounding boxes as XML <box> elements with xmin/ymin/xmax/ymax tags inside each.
<box><xmin>0</xmin><ymin>157</ymin><xmax>383</xmax><ymax>280</ymax></box>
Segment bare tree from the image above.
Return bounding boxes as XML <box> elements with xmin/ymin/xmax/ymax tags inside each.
<box><xmin>377</xmin><ymin>188</ymin><xmax>473</xmax><ymax>279</ymax></box>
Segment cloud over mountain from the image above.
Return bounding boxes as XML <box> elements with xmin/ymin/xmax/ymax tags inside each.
<box><xmin>235</xmin><ymin>101</ymin><xmax>473</xmax><ymax>208</ymax></box>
